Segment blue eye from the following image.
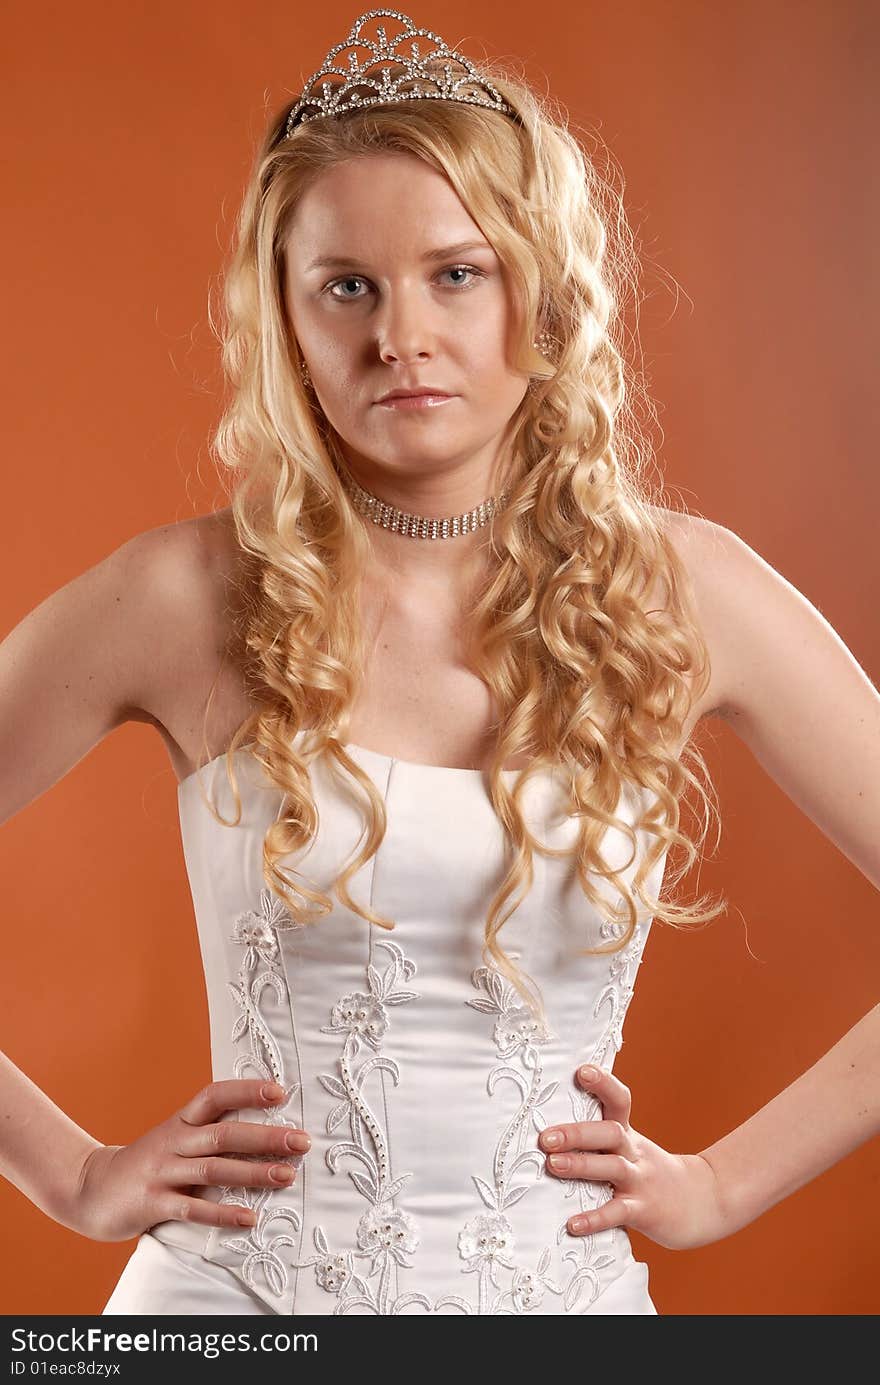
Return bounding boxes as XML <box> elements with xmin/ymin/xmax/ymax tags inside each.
<box><xmin>328</xmin><ymin>277</ymin><xmax>367</xmax><ymax>300</ymax></box>
<box><xmin>442</xmin><ymin>265</ymin><xmax>481</xmax><ymax>288</ymax></box>
<box><xmin>326</xmin><ymin>265</ymin><xmax>484</xmax><ymax>300</ymax></box>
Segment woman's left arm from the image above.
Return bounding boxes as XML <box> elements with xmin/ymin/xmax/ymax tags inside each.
<box><xmin>544</xmin><ymin>519</ymin><xmax>880</xmax><ymax>1246</ymax></box>
<box><xmin>693</xmin><ymin>998</ymin><xmax>879</xmax><ymax>1237</ymax></box>
<box><xmin>686</xmin><ymin>519</ymin><xmax>880</xmax><ymax>1230</ymax></box>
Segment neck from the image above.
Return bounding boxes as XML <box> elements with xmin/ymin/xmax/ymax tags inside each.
<box><xmin>366</xmin><ymin>523</ymin><xmax>496</xmax><ymax>601</ymax></box>
<box><xmin>335</xmin><ymin>455</ymin><xmax>507</xmax><ymax>590</ymax></box>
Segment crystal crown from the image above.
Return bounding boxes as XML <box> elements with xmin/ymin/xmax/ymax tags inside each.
<box><xmin>284</xmin><ymin>8</ymin><xmax>516</xmax><ymax>136</ymax></box>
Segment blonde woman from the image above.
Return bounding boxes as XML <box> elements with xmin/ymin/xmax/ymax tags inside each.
<box><xmin>2</xmin><ymin>10</ymin><xmax>877</xmax><ymax>1316</ymax></box>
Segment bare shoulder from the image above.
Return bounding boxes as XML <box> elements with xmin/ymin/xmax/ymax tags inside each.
<box><xmin>648</xmin><ymin>504</ymin><xmax>727</xmax><ymax>556</ymax></box>
<box><xmin>649</xmin><ymin>507</ymin><xmax>821</xmax><ymax>728</ymax></box>
<box><xmin>114</xmin><ymin>507</ymin><xmax>232</xmax><ymax>660</ymax></box>
<box><xmin>120</xmin><ymin>506</ymin><xmax>258</xmax><ymax>778</ymax></box>
<box><xmin>120</xmin><ymin>508</ymin><xmax>221</xmax><ymax>604</ymax></box>
<box><xmin>646</xmin><ymin>505</ymin><xmax>740</xmax><ymax>723</ymax></box>
<box><xmin>127</xmin><ymin>505</ymin><xmax>243</xmax><ymax>631</ymax></box>
<box><xmin>0</xmin><ymin>507</ymin><xmax>254</xmax><ymax>824</ymax></box>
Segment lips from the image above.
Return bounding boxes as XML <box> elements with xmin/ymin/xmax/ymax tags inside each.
<box><xmin>375</xmin><ymin>392</ymin><xmax>456</xmax><ymax>411</ymax></box>
<box><xmin>377</xmin><ymin>388</ymin><xmax>451</xmax><ymax>402</ymax></box>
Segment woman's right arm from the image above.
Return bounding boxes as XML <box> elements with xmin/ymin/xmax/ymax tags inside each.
<box><xmin>0</xmin><ymin>1048</ymin><xmax>105</xmax><ymax>1231</ymax></box>
<box><xmin>0</xmin><ymin>527</ymin><xmax>187</xmax><ymax>827</ymax></box>
<box><xmin>0</xmin><ymin>526</ymin><xmax>311</xmax><ymax>1239</ymax></box>
<box><xmin>0</xmin><ymin>532</ymin><xmax>174</xmax><ymax>1223</ymax></box>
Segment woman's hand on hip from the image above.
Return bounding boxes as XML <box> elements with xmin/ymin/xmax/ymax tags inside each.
<box><xmin>67</xmin><ymin>1080</ymin><xmax>311</xmax><ymax>1243</ymax></box>
<box><xmin>540</xmin><ymin>1065</ymin><xmax>730</xmax><ymax>1250</ymax></box>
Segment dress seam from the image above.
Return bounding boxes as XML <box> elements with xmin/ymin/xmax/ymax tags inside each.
<box><xmin>374</xmin><ymin>756</ymin><xmax>398</xmax><ymax>1302</ymax></box>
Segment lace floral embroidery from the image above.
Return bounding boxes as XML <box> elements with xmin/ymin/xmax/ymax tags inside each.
<box><xmin>213</xmin><ymin>886</ymin><xmax>645</xmax><ymax>1312</ymax></box>
<box><xmin>439</xmin><ymin>919</ymin><xmax>646</xmax><ymax>1314</ymax></box>
<box><xmin>291</xmin><ymin>938</ymin><xmax>433</xmax><ymax>1314</ymax></box>
<box><xmin>211</xmin><ymin>889</ymin><xmax>305</xmax><ymax>1299</ymax></box>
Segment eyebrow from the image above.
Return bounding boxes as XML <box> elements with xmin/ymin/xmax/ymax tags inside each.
<box><xmin>304</xmin><ymin>240</ymin><xmax>495</xmax><ymax>272</ymax></box>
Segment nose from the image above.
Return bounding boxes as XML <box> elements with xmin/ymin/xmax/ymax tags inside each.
<box><xmin>376</xmin><ymin>286</ymin><xmax>435</xmax><ymax>366</ymax></box>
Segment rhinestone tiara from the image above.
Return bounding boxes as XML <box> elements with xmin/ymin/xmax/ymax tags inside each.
<box><xmin>283</xmin><ymin>8</ymin><xmax>516</xmax><ymax>136</ymax></box>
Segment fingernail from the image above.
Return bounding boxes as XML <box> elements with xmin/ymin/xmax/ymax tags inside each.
<box><xmin>270</xmin><ymin>1164</ymin><xmax>294</xmax><ymax>1182</ymax></box>
<box><xmin>549</xmin><ymin>1154</ymin><xmax>570</xmax><ymax>1171</ymax></box>
<box><xmin>542</xmin><ymin>1130</ymin><xmax>563</xmax><ymax>1149</ymax></box>
<box><xmin>261</xmin><ymin>1083</ymin><xmax>284</xmax><ymax>1101</ymax></box>
<box><xmin>578</xmin><ymin>1065</ymin><xmax>598</xmax><ymax>1083</ymax></box>
<box><xmin>285</xmin><ymin>1132</ymin><xmax>309</xmax><ymax>1151</ymax></box>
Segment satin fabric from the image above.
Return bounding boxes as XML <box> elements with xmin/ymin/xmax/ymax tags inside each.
<box><xmin>103</xmin><ymin>1230</ymin><xmax>658</xmax><ymax>1315</ymax></box>
<box><xmin>103</xmin><ymin>732</ymin><xmax>668</xmax><ymax>1316</ymax></box>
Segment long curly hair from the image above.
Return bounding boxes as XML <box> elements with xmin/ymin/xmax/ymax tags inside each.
<box><xmin>194</xmin><ymin>57</ymin><xmax>725</xmax><ymax>1026</ymax></box>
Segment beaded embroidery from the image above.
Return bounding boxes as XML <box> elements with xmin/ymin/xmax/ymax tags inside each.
<box><xmin>436</xmin><ymin>918</ymin><xmax>646</xmax><ymax>1314</ymax></box>
<box><xmin>210</xmin><ymin>890</ymin><xmax>305</xmax><ymax>1299</ymax></box>
<box><xmin>213</xmin><ymin>888</ymin><xmax>646</xmax><ymax>1312</ymax></box>
<box><xmin>291</xmin><ymin>938</ymin><xmax>433</xmax><ymax>1314</ymax></box>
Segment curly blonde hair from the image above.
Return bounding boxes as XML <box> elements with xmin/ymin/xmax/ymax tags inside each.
<box><xmin>195</xmin><ymin>57</ymin><xmax>725</xmax><ymax>1026</ymax></box>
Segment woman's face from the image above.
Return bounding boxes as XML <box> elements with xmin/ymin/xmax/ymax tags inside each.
<box><xmin>282</xmin><ymin>152</ymin><xmax>530</xmax><ymax>497</ymax></box>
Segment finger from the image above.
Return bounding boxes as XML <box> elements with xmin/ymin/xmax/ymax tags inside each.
<box><xmin>545</xmin><ymin>1150</ymin><xmax>634</xmax><ymax>1188</ymax></box>
<box><xmin>171</xmin><ymin>1152</ymin><xmax>301</xmax><ymax>1190</ymax></box>
<box><xmin>539</xmin><ymin>1118</ymin><xmax>629</xmax><ymax>1156</ymax></box>
<box><xmin>574</xmin><ymin>1064</ymin><xmax>632</xmax><ymax>1125</ymax></box>
<box><xmin>150</xmin><ymin>1195</ymin><xmax>260</xmax><ymax>1232</ymax></box>
<box><xmin>175</xmin><ymin>1119</ymin><xmax>311</xmax><ymax>1160</ymax></box>
<box><xmin>178</xmin><ymin>1080</ymin><xmax>293</xmax><ymax>1127</ymax></box>
<box><xmin>566</xmin><ymin>1195</ymin><xmax>634</xmax><ymax>1238</ymax></box>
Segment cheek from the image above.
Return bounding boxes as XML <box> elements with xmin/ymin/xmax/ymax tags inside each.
<box><xmin>465</xmin><ymin>304</ymin><xmax>517</xmax><ymax>376</ymax></box>
<box><xmin>309</xmin><ymin>341</ymin><xmax>359</xmax><ymax>398</ymax></box>
<box><xmin>291</xmin><ymin>300</ymin><xmax>346</xmax><ymax>369</ymax></box>
<box><xmin>467</xmin><ymin>345</ymin><xmax>522</xmax><ymax>400</ymax></box>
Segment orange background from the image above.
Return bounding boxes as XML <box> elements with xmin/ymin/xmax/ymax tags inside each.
<box><xmin>1</xmin><ymin>0</ymin><xmax>878</xmax><ymax>1315</ymax></box>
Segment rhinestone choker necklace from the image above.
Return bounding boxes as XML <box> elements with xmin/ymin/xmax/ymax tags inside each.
<box><xmin>343</xmin><ymin>471</ymin><xmax>510</xmax><ymax>540</ymax></box>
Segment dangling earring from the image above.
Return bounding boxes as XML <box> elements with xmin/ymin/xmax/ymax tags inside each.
<box><xmin>300</xmin><ymin>361</ymin><xmax>312</xmax><ymax>387</ymax></box>
<box><xmin>531</xmin><ymin>329</ymin><xmax>557</xmax><ymax>378</ymax></box>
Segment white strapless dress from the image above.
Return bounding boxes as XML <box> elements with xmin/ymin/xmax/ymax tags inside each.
<box><xmin>103</xmin><ymin>731</ymin><xmax>667</xmax><ymax>1316</ymax></box>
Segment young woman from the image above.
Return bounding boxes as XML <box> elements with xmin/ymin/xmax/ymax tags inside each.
<box><xmin>1</xmin><ymin>10</ymin><xmax>877</xmax><ymax>1316</ymax></box>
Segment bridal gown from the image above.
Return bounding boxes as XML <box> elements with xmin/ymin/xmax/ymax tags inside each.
<box><xmin>102</xmin><ymin>729</ymin><xmax>668</xmax><ymax>1316</ymax></box>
